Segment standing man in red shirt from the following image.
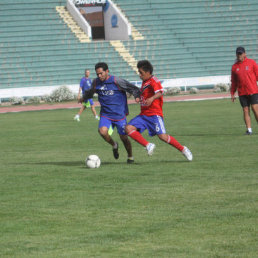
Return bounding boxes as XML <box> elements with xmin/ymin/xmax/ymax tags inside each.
<box><xmin>231</xmin><ymin>46</ymin><xmax>258</xmax><ymax>135</ymax></box>
<box><xmin>125</xmin><ymin>60</ymin><xmax>193</xmax><ymax>161</ymax></box>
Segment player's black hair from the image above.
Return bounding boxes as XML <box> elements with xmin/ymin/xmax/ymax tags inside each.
<box><xmin>137</xmin><ymin>60</ymin><xmax>153</xmax><ymax>74</ymax></box>
<box><xmin>95</xmin><ymin>62</ymin><xmax>109</xmax><ymax>71</ymax></box>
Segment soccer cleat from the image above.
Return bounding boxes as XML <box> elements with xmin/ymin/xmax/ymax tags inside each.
<box><xmin>95</xmin><ymin>116</ymin><xmax>100</xmax><ymax>120</ymax></box>
<box><xmin>245</xmin><ymin>130</ymin><xmax>252</xmax><ymax>135</ymax></box>
<box><xmin>182</xmin><ymin>146</ymin><xmax>193</xmax><ymax>161</ymax></box>
<box><xmin>146</xmin><ymin>143</ymin><xmax>156</xmax><ymax>156</ymax></box>
<box><xmin>127</xmin><ymin>157</ymin><xmax>134</xmax><ymax>164</ymax></box>
<box><xmin>74</xmin><ymin>115</ymin><xmax>80</xmax><ymax>122</ymax></box>
<box><xmin>113</xmin><ymin>142</ymin><xmax>119</xmax><ymax>159</ymax></box>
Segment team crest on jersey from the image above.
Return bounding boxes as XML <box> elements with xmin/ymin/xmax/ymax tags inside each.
<box><xmin>100</xmin><ymin>85</ymin><xmax>107</xmax><ymax>90</ymax></box>
<box><xmin>236</xmin><ymin>68</ymin><xmax>240</xmax><ymax>71</ymax></box>
<box><xmin>98</xmin><ymin>84</ymin><xmax>114</xmax><ymax>96</ymax></box>
<box><xmin>246</xmin><ymin>66</ymin><xmax>249</xmax><ymax>70</ymax></box>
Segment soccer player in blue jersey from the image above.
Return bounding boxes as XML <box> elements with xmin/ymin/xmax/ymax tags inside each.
<box><xmin>82</xmin><ymin>62</ymin><xmax>141</xmax><ymax>163</ymax></box>
<box><xmin>74</xmin><ymin>69</ymin><xmax>99</xmax><ymax>122</ymax></box>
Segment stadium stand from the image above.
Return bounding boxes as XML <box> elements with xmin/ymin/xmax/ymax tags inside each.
<box><xmin>113</xmin><ymin>0</ymin><xmax>258</xmax><ymax>78</ymax></box>
<box><xmin>0</xmin><ymin>0</ymin><xmax>257</xmax><ymax>92</ymax></box>
<box><xmin>0</xmin><ymin>0</ymin><xmax>137</xmax><ymax>90</ymax></box>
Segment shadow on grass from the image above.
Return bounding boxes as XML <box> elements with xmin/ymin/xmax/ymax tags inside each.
<box><xmin>174</xmin><ymin>133</ymin><xmax>245</xmax><ymax>137</ymax></box>
<box><xmin>27</xmin><ymin>159</ymin><xmax>188</xmax><ymax>167</ymax></box>
<box><xmin>30</xmin><ymin>161</ymin><xmax>84</xmax><ymax>167</ymax></box>
<box><xmin>102</xmin><ymin>160</ymin><xmax>188</xmax><ymax>165</ymax></box>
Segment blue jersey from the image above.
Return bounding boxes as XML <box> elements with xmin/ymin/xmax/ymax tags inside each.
<box><xmin>95</xmin><ymin>75</ymin><xmax>128</xmax><ymax>120</ymax></box>
<box><xmin>80</xmin><ymin>77</ymin><xmax>92</xmax><ymax>94</ymax></box>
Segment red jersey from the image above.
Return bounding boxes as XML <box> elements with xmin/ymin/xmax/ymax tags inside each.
<box><xmin>140</xmin><ymin>76</ymin><xmax>164</xmax><ymax>117</ymax></box>
<box><xmin>231</xmin><ymin>57</ymin><xmax>258</xmax><ymax>96</ymax></box>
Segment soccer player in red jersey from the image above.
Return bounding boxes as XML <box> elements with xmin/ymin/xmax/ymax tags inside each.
<box><xmin>125</xmin><ymin>60</ymin><xmax>193</xmax><ymax>161</ymax></box>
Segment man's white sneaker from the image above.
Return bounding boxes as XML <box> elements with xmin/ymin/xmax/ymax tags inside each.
<box><xmin>146</xmin><ymin>143</ymin><xmax>156</xmax><ymax>156</ymax></box>
<box><xmin>182</xmin><ymin>146</ymin><xmax>193</xmax><ymax>161</ymax></box>
<box><xmin>74</xmin><ymin>115</ymin><xmax>80</xmax><ymax>122</ymax></box>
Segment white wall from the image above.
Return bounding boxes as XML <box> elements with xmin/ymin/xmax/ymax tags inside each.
<box><xmin>162</xmin><ymin>75</ymin><xmax>230</xmax><ymax>91</ymax></box>
<box><xmin>67</xmin><ymin>0</ymin><xmax>92</xmax><ymax>38</ymax></box>
<box><xmin>0</xmin><ymin>75</ymin><xmax>230</xmax><ymax>99</ymax></box>
<box><xmin>0</xmin><ymin>85</ymin><xmax>79</xmax><ymax>100</ymax></box>
<box><xmin>103</xmin><ymin>0</ymin><xmax>131</xmax><ymax>40</ymax></box>
<box><xmin>67</xmin><ymin>0</ymin><xmax>130</xmax><ymax>40</ymax></box>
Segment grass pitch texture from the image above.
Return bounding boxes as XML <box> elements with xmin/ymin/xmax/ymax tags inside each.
<box><xmin>0</xmin><ymin>99</ymin><xmax>257</xmax><ymax>257</ymax></box>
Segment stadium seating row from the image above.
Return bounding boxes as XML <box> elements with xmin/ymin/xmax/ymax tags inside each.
<box><xmin>0</xmin><ymin>0</ymin><xmax>138</xmax><ymax>89</ymax></box>
<box><xmin>0</xmin><ymin>0</ymin><xmax>258</xmax><ymax>91</ymax></box>
<box><xmin>113</xmin><ymin>0</ymin><xmax>258</xmax><ymax>80</ymax></box>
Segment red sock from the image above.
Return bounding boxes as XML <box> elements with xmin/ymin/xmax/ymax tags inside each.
<box><xmin>128</xmin><ymin>130</ymin><xmax>149</xmax><ymax>147</ymax></box>
<box><xmin>167</xmin><ymin>135</ymin><xmax>184</xmax><ymax>151</ymax></box>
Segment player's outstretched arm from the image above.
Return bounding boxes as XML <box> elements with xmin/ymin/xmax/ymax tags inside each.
<box><xmin>115</xmin><ymin>77</ymin><xmax>141</xmax><ymax>99</ymax></box>
<box><xmin>82</xmin><ymin>79</ymin><xmax>96</xmax><ymax>101</ymax></box>
<box><xmin>83</xmin><ymin>89</ymin><xmax>94</xmax><ymax>101</ymax></box>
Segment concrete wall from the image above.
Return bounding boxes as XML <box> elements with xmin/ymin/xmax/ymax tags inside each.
<box><xmin>0</xmin><ymin>76</ymin><xmax>230</xmax><ymax>99</ymax></box>
<box><xmin>68</xmin><ymin>0</ymin><xmax>130</xmax><ymax>40</ymax></box>
<box><xmin>103</xmin><ymin>0</ymin><xmax>131</xmax><ymax>40</ymax></box>
<box><xmin>67</xmin><ymin>0</ymin><xmax>92</xmax><ymax>38</ymax></box>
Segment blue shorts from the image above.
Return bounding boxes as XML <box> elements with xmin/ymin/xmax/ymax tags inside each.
<box><xmin>83</xmin><ymin>98</ymin><xmax>94</xmax><ymax>108</ymax></box>
<box><xmin>99</xmin><ymin>116</ymin><xmax>127</xmax><ymax>135</ymax></box>
<box><xmin>128</xmin><ymin>115</ymin><xmax>166</xmax><ymax>136</ymax></box>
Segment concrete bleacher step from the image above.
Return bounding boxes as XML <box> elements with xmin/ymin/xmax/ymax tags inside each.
<box><xmin>56</xmin><ymin>6</ymin><xmax>91</xmax><ymax>43</ymax></box>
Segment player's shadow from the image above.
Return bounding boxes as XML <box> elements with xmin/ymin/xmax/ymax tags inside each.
<box><xmin>33</xmin><ymin>161</ymin><xmax>83</xmax><ymax>167</ymax></box>
<box><xmin>102</xmin><ymin>160</ymin><xmax>187</xmax><ymax>165</ymax></box>
<box><xmin>33</xmin><ymin>160</ymin><xmax>130</xmax><ymax>167</ymax></box>
<box><xmin>28</xmin><ymin>159</ymin><xmax>188</xmax><ymax>168</ymax></box>
<box><xmin>136</xmin><ymin>160</ymin><xmax>187</xmax><ymax>165</ymax></box>
<box><xmin>174</xmin><ymin>132</ymin><xmax>252</xmax><ymax>137</ymax></box>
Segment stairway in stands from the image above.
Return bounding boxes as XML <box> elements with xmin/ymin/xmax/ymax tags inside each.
<box><xmin>0</xmin><ymin>0</ymin><xmax>138</xmax><ymax>91</ymax></box>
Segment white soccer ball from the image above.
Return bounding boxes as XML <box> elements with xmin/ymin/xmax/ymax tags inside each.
<box><xmin>85</xmin><ymin>155</ymin><xmax>101</xmax><ymax>168</ymax></box>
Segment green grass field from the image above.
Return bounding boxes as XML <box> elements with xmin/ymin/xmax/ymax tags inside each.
<box><xmin>0</xmin><ymin>99</ymin><xmax>257</xmax><ymax>257</ymax></box>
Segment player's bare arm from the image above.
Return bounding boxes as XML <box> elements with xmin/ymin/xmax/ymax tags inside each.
<box><xmin>231</xmin><ymin>93</ymin><xmax>236</xmax><ymax>102</ymax></box>
<box><xmin>145</xmin><ymin>91</ymin><xmax>163</xmax><ymax>106</ymax></box>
